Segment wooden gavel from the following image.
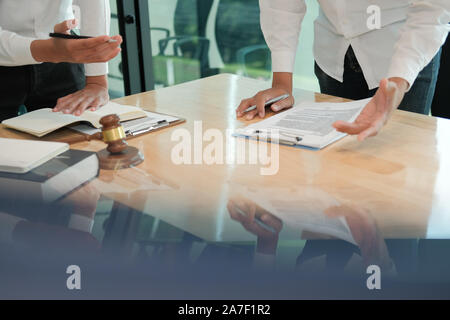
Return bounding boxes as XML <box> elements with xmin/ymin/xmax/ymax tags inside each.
<box><xmin>99</xmin><ymin>114</ymin><xmax>128</xmax><ymax>154</ymax></box>
<box><xmin>61</xmin><ymin>114</ymin><xmax>127</xmax><ymax>149</ymax></box>
<box><xmin>59</xmin><ymin>114</ymin><xmax>144</xmax><ymax>170</ymax></box>
<box><xmin>97</xmin><ymin>114</ymin><xmax>144</xmax><ymax>170</ymax></box>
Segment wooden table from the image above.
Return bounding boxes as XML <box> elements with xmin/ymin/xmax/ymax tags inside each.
<box><xmin>2</xmin><ymin>74</ymin><xmax>450</xmax><ymax>242</ymax></box>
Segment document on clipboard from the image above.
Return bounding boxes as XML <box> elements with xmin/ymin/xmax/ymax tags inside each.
<box><xmin>234</xmin><ymin>98</ymin><xmax>370</xmax><ymax>150</ymax></box>
<box><xmin>71</xmin><ymin>110</ymin><xmax>185</xmax><ymax>138</ymax></box>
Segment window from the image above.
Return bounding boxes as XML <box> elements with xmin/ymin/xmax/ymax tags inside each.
<box><xmin>108</xmin><ymin>1</ymin><xmax>126</xmax><ymax>98</ymax></box>
<box><xmin>112</xmin><ymin>0</ymin><xmax>320</xmax><ymax>95</ymax></box>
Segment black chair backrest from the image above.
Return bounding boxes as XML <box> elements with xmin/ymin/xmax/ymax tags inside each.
<box><xmin>174</xmin><ymin>0</ymin><xmax>214</xmax><ymax>55</ymax></box>
<box><xmin>215</xmin><ymin>0</ymin><xmax>268</xmax><ymax>65</ymax></box>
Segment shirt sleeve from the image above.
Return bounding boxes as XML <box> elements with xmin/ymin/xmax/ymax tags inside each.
<box><xmin>0</xmin><ymin>25</ymin><xmax>39</xmax><ymax>66</ymax></box>
<box><xmin>74</xmin><ymin>0</ymin><xmax>111</xmax><ymax>76</ymax></box>
<box><xmin>387</xmin><ymin>0</ymin><xmax>450</xmax><ymax>89</ymax></box>
<box><xmin>259</xmin><ymin>0</ymin><xmax>307</xmax><ymax>73</ymax></box>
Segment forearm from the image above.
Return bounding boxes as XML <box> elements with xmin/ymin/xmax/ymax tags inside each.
<box><xmin>30</xmin><ymin>39</ymin><xmax>61</xmax><ymax>63</ymax></box>
<box><xmin>85</xmin><ymin>75</ymin><xmax>108</xmax><ymax>89</ymax></box>
<box><xmin>272</xmin><ymin>72</ymin><xmax>293</xmax><ymax>94</ymax></box>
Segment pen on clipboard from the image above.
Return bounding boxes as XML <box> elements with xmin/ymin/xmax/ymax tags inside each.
<box><xmin>49</xmin><ymin>31</ymin><xmax>118</xmax><ymax>43</ymax></box>
<box><xmin>251</xmin><ymin>129</ymin><xmax>303</xmax><ymax>146</ymax></box>
<box><xmin>125</xmin><ymin>120</ymin><xmax>169</xmax><ymax>137</ymax></box>
<box><xmin>244</xmin><ymin>94</ymin><xmax>290</xmax><ymax>113</ymax></box>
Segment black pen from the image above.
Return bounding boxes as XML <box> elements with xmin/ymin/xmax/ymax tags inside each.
<box><xmin>49</xmin><ymin>32</ymin><xmax>117</xmax><ymax>43</ymax></box>
<box><xmin>126</xmin><ymin>120</ymin><xmax>169</xmax><ymax>137</ymax></box>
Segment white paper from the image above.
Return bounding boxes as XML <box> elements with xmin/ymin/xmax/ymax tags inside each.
<box><xmin>237</xmin><ymin>186</ymin><xmax>357</xmax><ymax>245</ymax></box>
<box><xmin>236</xmin><ymin>98</ymin><xmax>370</xmax><ymax>149</ymax></box>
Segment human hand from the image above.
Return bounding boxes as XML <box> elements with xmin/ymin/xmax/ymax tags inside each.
<box><xmin>236</xmin><ymin>72</ymin><xmax>294</xmax><ymax>120</ymax></box>
<box><xmin>333</xmin><ymin>78</ymin><xmax>408</xmax><ymax>141</ymax></box>
<box><xmin>31</xmin><ymin>19</ymin><xmax>123</xmax><ymax>64</ymax></box>
<box><xmin>53</xmin><ymin>75</ymin><xmax>109</xmax><ymax>115</ymax></box>
<box><xmin>227</xmin><ymin>196</ymin><xmax>283</xmax><ymax>254</ymax></box>
<box><xmin>324</xmin><ymin>204</ymin><xmax>393</xmax><ymax>270</ymax></box>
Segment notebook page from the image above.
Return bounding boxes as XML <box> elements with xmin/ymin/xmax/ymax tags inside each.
<box><xmin>2</xmin><ymin>109</ymin><xmax>81</xmax><ymax>137</ymax></box>
<box><xmin>81</xmin><ymin>102</ymin><xmax>146</xmax><ymax>127</ymax></box>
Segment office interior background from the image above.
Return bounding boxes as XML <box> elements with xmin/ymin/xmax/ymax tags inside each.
<box><xmin>108</xmin><ymin>0</ymin><xmax>320</xmax><ymax>98</ymax></box>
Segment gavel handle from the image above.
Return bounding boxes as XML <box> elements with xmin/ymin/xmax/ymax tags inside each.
<box><xmin>59</xmin><ymin>132</ymin><xmax>103</xmax><ymax>145</ymax></box>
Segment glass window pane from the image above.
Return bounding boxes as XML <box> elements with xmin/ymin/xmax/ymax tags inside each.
<box><xmin>108</xmin><ymin>0</ymin><xmax>125</xmax><ymax>98</ymax></box>
<box><xmin>147</xmin><ymin>0</ymin><xmax>319</xmax><ymax>92</ymax></box>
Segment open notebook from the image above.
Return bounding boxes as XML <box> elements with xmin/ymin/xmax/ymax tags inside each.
<box><xmin>1</xmin><ymin>102</ymin><xmax>147</xmax><ymax>137</ymax></box>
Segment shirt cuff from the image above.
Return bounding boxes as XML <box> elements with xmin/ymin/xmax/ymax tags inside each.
<box><xmin>68</xmin><ymin>214</ymin><xmax>94</xmax><ymax>233</ymax></box>
<box><xmin>10</xmin><ymin>35</ymin><xmax>39</xmax><ymax>65</ymax></box>
<box><xmin>85</xmin><ymin>62</ymin><xmax>109</xmax><ymax>77</ymax></box>
<box><xmin>386</xmin><ymin>58</ymin><xmax>417</xmax><ymax>92</ymax></box>
<box><xmin>271</xmin><ymin>50</ymin><xmax>297</xmax><ymax>73</ymax></box>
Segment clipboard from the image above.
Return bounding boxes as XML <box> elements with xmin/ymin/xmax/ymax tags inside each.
<box><xmin>122</xmin><ymin>110</ymin><xmax>186</xmax><ymax>140</ymax></box>
<box><xmin>47</xmin><ymin>110</ymin><xmax>186</xmax><ymax>145</ymax></box>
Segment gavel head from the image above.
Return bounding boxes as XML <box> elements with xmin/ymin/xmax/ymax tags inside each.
<box><xmin>99</xmin><ymin>114</ymin><xmax>128</xmax><ymax>154</ymax></box>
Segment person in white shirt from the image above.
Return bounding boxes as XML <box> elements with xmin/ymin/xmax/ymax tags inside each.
<box><xmin>0</xmin><ymin>0</ymin><xmax>122</xmax><ymax>121</ymax></box>
<box><xmin>236</xmin><ymin>0</ymin><xmax>450</xmax><ymax>141</ymax></box>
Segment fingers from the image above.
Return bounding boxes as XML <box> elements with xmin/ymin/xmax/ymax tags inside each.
<box><xmin>78</xmin><ymin>36</ymin><xmax>112</xmax><ymax>49</ymax></box>
<box><xmin>54</xmin><ymin>19</ymin><xmax>77</xmax><ymax>34</ymax></box>
<box><xmin>260</xmin><ymin>213</ymin><xmax>283</xmax><ymax>233</ymax></box>
<box><xmin>53</xmin><ymin>89</ymin><xmax>106</xmax><ymax>116</ymax></box>
<box><xmin>333</xmin><ymin>120</ymin><xmax>368</xmax><ymax>135</ymax></box>
<box><xmin>227</xmin><ymin>201</ymin><xmax>247</xmax><ymax>223</ymax></box>
<box><xmin>56</xmin><ymin>94</ymin><xmax>85</xmax><ymax>114</ymax></box>
<box><xmin>66</xmin><ymin>40</ymin><xmax>121</xmax><ymax>64</ymax></box>
<box><xmin>271</xmin><ymin>95</ymin><xmax>294</xmax><ymax>113</ymax></box>
<box><xmin>236</xmin><ymin>88</ymin><xmax>292</xmax><ymax>120</ymax></box>
<box><xmin>242</xmin><ymin>221</ymin><xmax>275</xmax><ymax>239</ymax></box>
<box><xmin>240</xmin><ymin>94</ymin><xmax>268</xmax><ymax>121</ymax></box>
<box><xmin>53</xmin><ymin>94</ymin><xmax>74</xmax><ymax>113</ymax></box>
<box><xmin>73</xmin><ymin>96</ymin><xmax>97</xmax><ymax>116</ymax></box>
<box><xmin>358</xmin><ymin>122</ymin><xmax>382</xmax><ymax>141</ymax></box>
<box><xmin>245</xmin><ymin>109</ymin><xmax>259</xmax><ymax>121</ymax></box>
<box><xmin>236</xmin><ymin>98</ymin><xmax>255</xmax><ymax>118</ymax></box>
<box><xmin>110</xmin><ymin>35</ymin><xmax>123</xmax><ymax>45</ymax></box>
<box><xmin>227</xmin><ymin>198</ymin><xmax>256</xmax><ymax>224</ymax></box>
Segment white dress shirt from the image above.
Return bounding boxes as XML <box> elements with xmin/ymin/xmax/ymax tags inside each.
<box><xmin>0</xmin><ymin>0</ymin><xmax>110</xmax><ymax>76</ymax></box>
<box><xmin>260</xmin><ymin>0</ymin><xmax>450</xmax><ymax>90</ymax></box>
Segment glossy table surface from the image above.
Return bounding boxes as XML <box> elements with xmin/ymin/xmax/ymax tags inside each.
<box><xmin>1</xmin><ymin>74</ymin><xmax>450</xmax><ymax>299</ymax></box>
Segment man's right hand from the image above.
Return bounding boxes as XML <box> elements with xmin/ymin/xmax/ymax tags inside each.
<box><xmin>236</xmin><ymin>72</ymin><xmax>294</xmax><ymax>120</ymax></box>
<box><xmin>30</xmin><ymin>19</ymin><xmax>122</xmax><ymax>64</ymax></box>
